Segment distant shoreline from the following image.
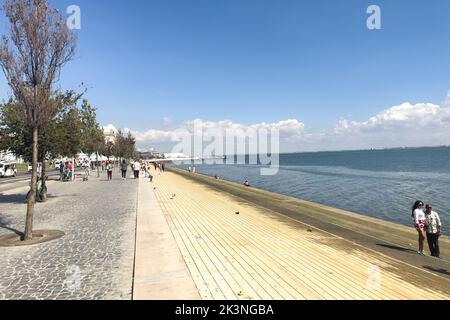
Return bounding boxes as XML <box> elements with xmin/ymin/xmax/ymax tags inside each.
<box><xmin>215</xmin><ymin>145</ymin><xmax>450</xmax><ymax>158</ymax></box>
<box><xmin>161</xmin><ymin>145</ymin><xmax>450</xmax><ymax>159</ymax></box>
<box><xmin>281</xmin><ymin>145</ymin><xmax>450</xmax><ymax>155</ymax></box>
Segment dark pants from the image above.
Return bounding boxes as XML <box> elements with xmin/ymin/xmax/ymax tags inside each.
<box><xmin>121</xmin><ymin>170</ymin><xmax>127</xmax><ymax>179</ymax></box>
<box><xmin>134</xmin><ymin>170</ymin><xmax>139</xmax><ymax>179</ymax></box>
<box><xmin>107</xmin><ymin>171</ymin><xmax>113</xmax><ymax>180</ymax></box>
<box><xmin>426</xmin><ymin>233</ymin><xmax>440</xmax><ymax>257</ymax></box>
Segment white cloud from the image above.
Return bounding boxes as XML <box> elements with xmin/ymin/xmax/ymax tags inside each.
<box><xmin>132</xmin><ymin>128</ymin><xmax>174</xmax><ymax>143</ymax></box>
<box><xmin>334</xmin><ymin>103</ymin><xmax>448</xmax><ymax>133</ymax></box>
<box><xmin>128</xmin><ymin>118</ymin><xmax>306</xmax><ymax>150</ymax></box>
<box><xmin>182</xmin><ymin>118</ymin><xmax>305</xmax><ymax>139</ymax></box>
<box><xmin>110</xmin><ymin>98</ymin><xmax>450</xmax><ymax>152</ymax></box>
<box><xmin>329</xmin><ymin>102</ymin><xmax>450</xmax><ymax>149</ymax></box>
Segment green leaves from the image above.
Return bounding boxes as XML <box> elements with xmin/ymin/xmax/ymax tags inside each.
<box><xmin>0</xmin><ymin>97</ymin><xmax>105</xmax><ymax>160</ymax></box>
<box><xmin>114</xmin><ymin>129</ymin><xmax>136</xmax><ymax>160</ymax></box>
<box><xmin>79</xmin><ymin>99</ymin><xmax>106</xmax><ymax>156</ymax></box>
<box><xmin>0</xmin><ymin>100</ymin><xmax>33</xmax><ymax>161</ymax></box>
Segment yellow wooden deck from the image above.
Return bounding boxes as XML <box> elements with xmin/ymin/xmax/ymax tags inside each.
<box><xmin>150</xmin><ymin>170</ymin><xmax>449</xmax><ymax>300</ymax></box>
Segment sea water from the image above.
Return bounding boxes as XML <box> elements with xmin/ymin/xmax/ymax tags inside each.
<box><xmin>175</xmin><ymin>147</ymin><xmax>450</xmax><ymax>235</ymax></box>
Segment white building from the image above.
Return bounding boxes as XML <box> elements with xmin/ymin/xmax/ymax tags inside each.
<box><xmin>163</xmin><ymin>153</ymin><xmax>187</xmax><ymax>159</ymax></box>
<box><xmin>103</xmin><ymin>124</ymin><xmax>117</xmax><ymax>144</ymax></box>
<box><xmin>0</xmin><ymin>150</ymin><xmax>23</xmax><ymax>163</ymax></box>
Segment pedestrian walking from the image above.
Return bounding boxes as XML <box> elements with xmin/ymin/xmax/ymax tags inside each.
<box><xmin>425</xmin><ymin>204</ymin><xmax>442</xmax><ymax>258</ymax></box>
<box><xmin>84</xmin><ymin>160</ymin><xmax>90</xmax><ymax>176</ymax></box>
<box><xmin>59</xmin><ymin>162</ymin><xmax>65</xmax><ymax>182</ymax></box>
<box><xmin>107</xmin><ymin>161</ymin><xmax>113</xmax><ymax>181</ymax></box>
<box><xmin>82</xmin><ymin>160</ymin><xmax>90</xmax><ymax>181</ymax></box>
<box><xmin>148</xmin><ymin>167</ymin><xmax>153</xmax><ymax>182</ymax></box>
<box><xmin>121</xmin><ymin>160</ymin><xmax>128</xmax><ymax>180</ymax></box>
<box><xmin>133</xmin><ymin>160</ymin><xmax>141</xmax><ymax>179</ymax></box>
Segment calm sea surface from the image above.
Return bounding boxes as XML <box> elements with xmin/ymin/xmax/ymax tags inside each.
<box><xmin>175</xmin><ymin>147</ymin><xmax>450</xmax><ymax>235</ymax></box>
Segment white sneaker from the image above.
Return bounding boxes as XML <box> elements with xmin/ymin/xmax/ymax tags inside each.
<box><xmin>418</xmin><ymin>251</ymin><xmax>425</xmax><ymax>256</ymax></box>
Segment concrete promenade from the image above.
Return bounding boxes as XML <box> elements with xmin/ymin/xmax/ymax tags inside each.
<box><xmin>1</xmin><ymin>167</ymin><xmax>449</xmax><ymax>300</ymax></box>
<box><xmin>132</xmin><ymin>174</ymin><xmax>199</xmax><ymax>300</ymax></box>
<box><xmin>0</xmin><ymin>171</ymin><xmax>138</xmax><ymax>300</ymax></box>
<box><xmin>151</xmin><ymin>169</ymin><xmax>450</xmax><ymax>300</ymax></box>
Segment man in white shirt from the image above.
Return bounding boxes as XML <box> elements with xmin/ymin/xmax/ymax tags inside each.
<box><xmin>425</xmin><ymin>204</ymin><xmax>442</xmax><ymax>258</ymax></box>
<box><xmin>133</xmin><ymin>160</ymin><xmax>141</xmax><ymax>179</ymax></box>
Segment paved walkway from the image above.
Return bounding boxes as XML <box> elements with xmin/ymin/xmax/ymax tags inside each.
<box><xmin>0</xmin><ymin>171</ymin><xmax>138</xmax><ymax>300</ymax></box>
<box><xmin>133</xmin><ymin>177</ymin><xmax>200</xmax><ymax>300</ymax></box>
<box><xmin>152</xmin><ymin>170</ymin><xmax>450</xmax><ymax>300</ymax></box>
<box><xmin>2</xmin><ymin>168</ymin><xmax>449</xmax><ymax>300</ymax></box>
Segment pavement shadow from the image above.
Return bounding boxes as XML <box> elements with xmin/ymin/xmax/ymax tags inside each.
<box><xmin>376</xmin><ymin>243</ymin><xmax>417</xmax><ymax>253</ymax></box>
<box><xmin>423</xmin><ymin>265</ymin><xmax>450</xmax><ymax>276</ymax></box>
<box><xmin>0</xmin><ymin>194</ymin><xmax>27</xmax><ymax>204</ymax></box>
<box><xmin>0</xmin><ymin>215</ymin><xmax>23</xmax><ymax>237</ymax></box>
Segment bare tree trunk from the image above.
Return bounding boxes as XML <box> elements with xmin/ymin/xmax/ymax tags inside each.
<box><xmin>24</xmin><ymin>126</ymin><xmax>38</xmax><ymax>241</ymax></box>
<box><xmin>40</xmin><ymin>152</ymin><xmax>48</xmax><ymax>202</ymax></box>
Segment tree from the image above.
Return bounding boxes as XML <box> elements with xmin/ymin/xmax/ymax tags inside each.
<box><xmin>124</xmin><ymin>131</ymin><xmax>136</xmax><ymax>160</ymax></box>
<box><xmin>79</xmin><ymin>100</ymin><xmax>105</xmax><ymax>177</ymax></box>
<box><xmin>104</xmin><ymin>141</ymin><xmax>116</xmax><ymax>161</ymax></box>
<box><xmin>114</xmin><ymin>130</ymin><xmax>125</xmax><ymax>161</ymax></box>
<box><xmin>114</xmin><ymin>130</ymin><xmax>136</xmax><ymax>162</ymax></box>
<box><xmin>0</xmin><ymin>92</ymin><xmax>83</xmax><ymax>202</ymax></box>
<box><xmin>52</xmin><ymin>107</ymin><xmax>83</xmax><ymax>158</ymax></box>
<box><xmin>38</xmin><ymin>91</ymin><xmax>82</xmax><ymax>201</ymax></box>
<box><xmin>0</xmin><ymin>0</ymin><xmax>77</xmax><ymax>240</ymax></box>
<box><xmin>0</xmin><ymin>99</ymin><xmax>31</xmax><ymax>161</ymax></box>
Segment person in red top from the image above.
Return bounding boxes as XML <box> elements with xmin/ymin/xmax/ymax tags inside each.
<box><xmin>67</xmin><ymin>161</ymin><xmax>73</xmax><ymax>173</ymax></box>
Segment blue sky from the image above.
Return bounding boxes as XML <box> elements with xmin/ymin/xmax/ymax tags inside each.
<box><xmin>1</xmin><ymin>0</ymin><xmax>450</xmax><ymax>151</ymax></box>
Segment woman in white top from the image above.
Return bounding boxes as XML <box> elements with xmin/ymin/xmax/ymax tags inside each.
<box><xmin>412</xmin><ymin>200</ymin><xmax>426</xmax><ymax>255</ymax></box>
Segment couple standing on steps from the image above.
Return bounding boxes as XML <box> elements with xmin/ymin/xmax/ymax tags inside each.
<box><xmin>412</xmin><ymin>201</ymin><xmax>443</xmax><ymax>258</ymax></box>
